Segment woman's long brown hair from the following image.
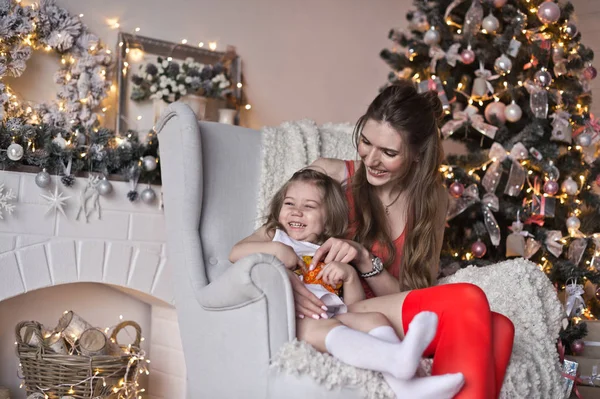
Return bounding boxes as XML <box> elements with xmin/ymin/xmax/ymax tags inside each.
<box><xmin>350</xmin><ymin>80</ymin><xmax>445</xmax><ymax>290</ymax></box>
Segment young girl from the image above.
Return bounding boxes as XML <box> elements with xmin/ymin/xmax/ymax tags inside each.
<box><xmin>230</xmin><ymin>169</ymin><xmax>464</xmax><ymax>399</ymax></box>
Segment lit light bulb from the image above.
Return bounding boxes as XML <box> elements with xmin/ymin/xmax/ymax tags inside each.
<box><xmin>245</xmin><ymin>104</ymin><xmax>252</xmax><ymax>110</ymax></box>
<box><xmin>209</xmin><ymin>42</ymin><xmax>217</xmax><ymax>51</ymax></box>
<box><xmin>181</xmin><ymin>39</ymin><xmax>188</xmax><ymax>44</ymax></box>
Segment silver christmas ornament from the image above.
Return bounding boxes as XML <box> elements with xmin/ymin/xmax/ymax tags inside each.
<box><xmin>577</xmin><ymin>133</ymin><xmax>592</xmax><ymax>147</ymax></box>
<box><xmin>537</xmin><ymin>1</ymin><xmax>561</xmax><ymax>25</ymax></box>
<box><xmin>566</xmin><ymin>216</ymin><xmax>581</xmax><ymax>231</ymax></box>
<box><xmin>534</xmin><ymin>69</ymin><xmax>553</xmax><ymax>87</ymax></box>
<box><xmin>423</xmin><ymin>28</ymin><xmax>441</xmax><ymax>45</ymax></box>
<box><xmin>504</xmin><ymin>101</ymin><xmax>522</xmax><ymax>123</ymax></box>
<box><xmin>141</xmin><ymin>187</ymin><xmax>157</xmax><ymax>204</ymax></box>
<box><xmin>494</xmin><ymin>54</ymin><xmax>512</xmax><ymax>74</ymax></box>
<box><xmin>35</xmin><ymin>169</ymin><xmax>51</xmax><ymax>188</ymax></box>
<box><xmin>7</xmin><ymin>142</ymin><xmax>24</xmax><ymax>161</ymax></box>
<box><xmin>142</xmin><ymin>155</ymin><xmax>157</xmax><ymax>171</ymax></box>
<box><xmin>97</xmin><ymin>178</ymin><xmax>113</xmax><ymax>196</ymax></box>
<box><xmin>52</xmin><ymin>133</ymin><xmax>67</xmax><ymax>149</ymax></box>
<box><xmin>565</xmin><ymin>22</ymin><xmax>578</xmax><ymax>38</ymax></box>
<box><xmin>561</xmin><ymin>177</ymin><xmax>578</xmax><ymax>196</ymax></box>
<box><xmin>482</xmin><ymin>13</ymin><xmax>500</xmax><ymax>33</ymax></box>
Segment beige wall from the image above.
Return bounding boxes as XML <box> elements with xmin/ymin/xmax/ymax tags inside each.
<box><xmin>15</xmin><ymin>0</ymin><xmax>411</xmax><ymax>130</ymax></box>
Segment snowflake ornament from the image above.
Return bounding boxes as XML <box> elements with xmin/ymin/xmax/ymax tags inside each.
<box><xmin>41</xmin><ymin>185</ymin><xmax>71</xmax><ymax>217</ymax></box>
<box><xmin>0</xmin><ymin>183</ymin><xmax>16</xmax><ymax>219</ymax></box>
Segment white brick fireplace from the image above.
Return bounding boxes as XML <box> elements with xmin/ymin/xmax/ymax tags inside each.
<box><xmin>0</xmin><ymin>170</ymin><xmax>186</xmax><ymax>398</ymax></box>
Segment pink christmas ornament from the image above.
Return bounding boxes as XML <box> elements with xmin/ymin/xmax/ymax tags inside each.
<box><xmin>472</xmin><ymin>240</ymin><xmax>487</xmax><ymax>258</ymax></box>
<box><xmin>537</xmin><ymin>1</ymin><xmax>561</xmax><ymax>25</ymax></box>
<box><xmin>571</xmin><ymin>339</ymin><xmax>585</xmax><ymax>355</ymax></box>
<box><xmin>543</xmin><ymin>180</ymin><xmax>559</xmax><ymax>196</ymax></box>
<box><xmin>450</xmin><ymin>181</ymin><xmax>465</xmax><ymax>198</ymax></box>
<box><xmin>493</xmin><ymin>0</ymin><xmax>507</xmax><ymax>7</ymax></box>
<box><xmin>461</xmin><ymin>48</ymin><xmax>476</xmax><ymax>65</ymax></box>
<box><xmin>484</xmin><ymin>101</ymin><xmax>507</xmax><ymax>124</ymax></box>
<box><xmin>584</xmin><ymin>66</ymin><xmax>597</xmax><ymax>80</ymax></box>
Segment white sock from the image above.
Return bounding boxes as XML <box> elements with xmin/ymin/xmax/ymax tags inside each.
<box><xmin>324</xmin><ymin>312</ymin><xmax>438</xmax><ymax>380</ymax></box>
<box><xmin>368</xmin><ymin>318</ymin><xmax>464</xmax><ymax>398</ymax></box>
<box><xmin>385</xmin><ymin>373</ymin><xmax>465</xmax><ymax>399</ymax></box>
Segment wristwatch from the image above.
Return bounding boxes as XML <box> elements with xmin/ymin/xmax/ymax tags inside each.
<box><xmin>359</xmin><ymin>256</ymin><xmax>384</xmax><ymax>278</ymax></box>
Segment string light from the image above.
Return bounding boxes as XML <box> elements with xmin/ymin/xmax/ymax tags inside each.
<box><xmin>198</xmin><ymin>42</ymin><xmax>204</xmax><ymax>47</ymax></box>
<box><xmin>245</xmin><ymin>104</ymin><xmax>252</xmax><ymax>110</ymax></box>
<box><xmin>209</xmin><ymin>41</ymin><xmax>217</xmax><ymax>51</ymax></box>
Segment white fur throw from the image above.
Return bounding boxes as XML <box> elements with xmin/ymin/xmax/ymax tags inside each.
<box><xmin>257</xmin><ymin>120</ymin><xmax>355</xmax><ymax>227</ymax></box>
<box><xmin>271</xmin><ymin>259</ymin><xmax>565</xmax><ymax>399</ymax></box>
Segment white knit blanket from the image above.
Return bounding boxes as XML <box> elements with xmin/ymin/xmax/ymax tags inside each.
<box><xmin>271</xmin><ymin>259</ymin><xmax>565</xmax><ymax>399</ymax></box>
<box><xmin>257</xmin><ymin>119</ymin><xmax>355</xmax><ymax>227</ymax></box>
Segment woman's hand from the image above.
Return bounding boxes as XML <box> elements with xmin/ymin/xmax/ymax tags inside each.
<box><xmin>286</xmin><ymin>269</ymin><xmax>328</xmax><ymax>319</ymax></box>
<box><xmin>316</xmin><ymin>261</ymin><xmax>358</xmax><ymax>286</ymax></box>
<box><xmin>310</xmin><ymin>237</ymin><xmax>371</xmax><ymax>272</ymax></box>
<box><xmin>275</xmin><ymin>243</ymin><xmax>305</xmax><ymax>270</ymax></box>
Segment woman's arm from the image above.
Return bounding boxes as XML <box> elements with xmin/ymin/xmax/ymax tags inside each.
<box><xmin>309</xmin><ymin>158</ymin><xmax>349</xmax><ymax>183</ymax></box>
<box><xmin>229</xmin><ymin>226</ymin><xmax>304</xmax><ymax>270</ymax></box>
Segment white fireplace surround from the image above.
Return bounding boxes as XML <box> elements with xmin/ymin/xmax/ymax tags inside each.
<box><xmin>0</xmin><ymin>170</ymin><xmax>186</xmax><ymax>398</ymax></box>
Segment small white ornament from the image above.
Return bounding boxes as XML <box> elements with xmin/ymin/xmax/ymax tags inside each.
<box><xmin>53</xmin><ymin>133</ymin><xmax>67</xmax><ymax>149</ymax></box>
<box><xmin>423</xmin><ymin>28</ymin><xmax>441</xmax><ymax>45</ymax></box>
<box><xmin>494</xmin><ymin>54</ymin><xmax>512</xmax><ymax>74</ymax></box>
<box><xmin>142</xmin><ymin>155</ymin><xmax>157</xmax><ymax>171</ymax></box>
<box><xmin>41</xmin><ymin>185</ymin><xmax>71</xmax><ymax>217</ymax></box>
<box><xmin>0</xmin><ymin>183</ymin><xmax>16</xmax><ymax>219</ymax></box>
<box><xmin>35</xmin><ymin>169</ymin><xmax>51</xmax><ymax>188</ymax></box>
<box><xmin>76</xmin><ymin>175</ymin><xmax>101</xmax><ymax>222</ymax></box>
<box><xmin>7</xmin><ymin>142</ymin><xmax>24</xmax><ymax>161</ymax></box>
<box><xmin>77</xmin><ymin>71</ymin><xmax>91</xmax><ymax>99</ymax></box>
<box><xmin>566</xmin><ymin>216</ymin><xmax>581</xmax><ymax>231</ymax></box>
<box><xmin>141</xmin><ymin>187</ymin><xmax>157</xmax><ymax>204</ymax></box>
<box><xmin>97</xmin><ymin>178</ymin><xmax>113</xmax><ymax>196</ymax></box>
<box><xmin>561</xmin><ymin>177</ymin><xmax>579</xmax><ymax>196</ymax></box>
<box><xmin>504</xmin><ymin>101</ymin><xmax>522</xmax><ymax>123</ymax></box>
<box><xmin>482</xmin><ymin>13</ymin><xmax>500</xmax><ymax>33</ymax></box>
<box><xmin>576</xmin><ymin>133</ymin><xmax>592</xmax><ymax>147</ymax></box>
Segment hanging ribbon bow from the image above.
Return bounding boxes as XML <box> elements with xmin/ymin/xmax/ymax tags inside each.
<box><xmin>545</xmin><ymin>230</ymin><xmax>564</xmax><ymax>257</ymax></box>
<box><xmin>474</xmin><ymin>61</ymin><xmax>499</xmax><ymax>96</ymax></box>
<box><xmin>429</xmin><ymin>43</ymin><xmax>462</xmax><ymax>72</ymax></box>
<box><xmin>441</xmin><ymin>105</ymin><xmax>498</xmax><ymax>139</ymax></box>
<box><xmin>482</xmin><ymin>142</ymin><xmax>528</xmax><ymax>196</ymax></box>
<box><xmin>447</xmin><ymin>184</ymin><xmax>501</xmax><ymax>246</ymax></box>
<box><xmin>565</xmin><ymin>278</ymin><xmax>585</xmax><ymax>317</ymax></box>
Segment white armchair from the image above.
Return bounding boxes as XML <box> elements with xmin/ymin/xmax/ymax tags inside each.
<box><xmin>157</xmin><ymin>103</ymin><xmax>366</xmax><ymax>398</ymax></box>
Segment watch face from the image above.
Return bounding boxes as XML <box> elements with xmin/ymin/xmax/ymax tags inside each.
<box><xmin>373</xmin><ymin>256</ymin><xmax>384</xmax><ymax>272</ymax></box>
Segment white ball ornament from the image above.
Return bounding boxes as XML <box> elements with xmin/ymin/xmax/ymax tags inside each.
<box><xmin>97</xmin><ymin>178</ymin><xmax>113</xmax><ymax>196</ymax></box>
<box><xmin>52</xmin><ymin>133</ymin><xmax>67</xmax><ymax>149</ymax></box>
<box><xmin>142</xmin><ymin>155</ymin><xmax>157</xmax><ymax>171</ymax></box>
<box><xmin>566</xmin><ymin>216</ymin><xmax>581</xmax><ymax>232</ymax></box>
<box><xmin>141</xmin><ymin>187</ymin><xmax>157</xmax><ymax>204</ymax></box>
<box><xmin>423</xmin><ymin>28</ymin><xmax>441</xmax><ymax>45</ymax></box>
<box><xmin>494</xmin><ymin>54</ymin><xmax>512</xmax><ymax>74</ymax></box>
<box><xmin>7</xmin><ymin>142</ymin><xmax>24</xmax><ymax>161</ymax></box>
<box><xmin>504</xmin><ymin>101</ymin><xmax>522</xmax><ymax>123</ymax></box>
<box><xmin>35</xmin><ymin>169</ymin><xmax>51</xmax><ymax>188</ymax></box>
<box><xmin>561</xmin><ymin>177</ymin><xmax>578</xmax><ymax>195</ymax></box>
<box><xmin>482</xmin><ymin>13</ymin><xmax>500</xmax><ymax>33</ymax></box>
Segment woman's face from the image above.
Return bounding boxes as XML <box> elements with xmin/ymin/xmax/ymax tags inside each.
<box><xmin>357</xmin><ymin>119</ymin><xmax>405</xmax><ymax>187</ymax></box>
<box><xmin>278</xmin><ymin>181</ymin><xmax>326</xmax><ymax>243</ymax></box>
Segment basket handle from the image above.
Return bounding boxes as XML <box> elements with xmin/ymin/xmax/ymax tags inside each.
<box><xmin>15</xmin><ymin>321</ymin><xmax>43</xmax><ymax>345</ymax></box>
<box><xmin>110</xmin><ymin>321</ymin><xmax>142</xmax><ymax>348</ymax></box>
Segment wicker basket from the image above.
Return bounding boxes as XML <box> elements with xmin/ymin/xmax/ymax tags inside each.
<box><xmin>16</xmin><ymin>320</ymin><xmax>143</xmax><ymax>399</ymax></box>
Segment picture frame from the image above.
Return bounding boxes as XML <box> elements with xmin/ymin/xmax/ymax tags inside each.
<box><xmin>115</xmin><ymin>32</ymin><xmax>242</xmax><ymax>133</ymax></box>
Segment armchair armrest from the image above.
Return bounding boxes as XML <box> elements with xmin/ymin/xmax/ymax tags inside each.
<box><xmin>198</xmin><ymin>253</ymin><xmax>296</xmax><ymax>346</ymax></box>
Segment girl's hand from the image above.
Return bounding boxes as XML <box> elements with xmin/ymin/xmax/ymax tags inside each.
<box><xmin>275</xmin><ymin>243</ymin><xmax>305</xmax><ymax>270</ymax></box>
<box><xmin>316</xmin><ymin>261</ymin><xmax>358</xmax><ymax>286</ymax></box>
<box><xmin>286</xmin><ymin>269</ymin><xmax>328</xmax><ymax>319</ymax></box>
<box><xmin>310</xmin><ymin>237</ymin><xmax>370</xmax><ymax>272</ymax></box>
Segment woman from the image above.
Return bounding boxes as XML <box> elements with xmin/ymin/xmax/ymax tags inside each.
<box><xmin>290</xmin><ymin>81</ymin><xmax>515</xmax><ymax>399</ymax></box>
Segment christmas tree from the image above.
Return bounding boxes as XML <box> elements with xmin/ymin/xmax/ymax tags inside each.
<box><xmin>381</xmin><ymin>0</ymin><xmax>600</xmax><ymax>351</ymax></box>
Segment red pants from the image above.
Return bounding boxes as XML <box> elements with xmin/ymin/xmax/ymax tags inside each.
<box><xmin>402</xmin><ymin>283</ymin><xmax>515</xmax><ymax>399</ymax></box>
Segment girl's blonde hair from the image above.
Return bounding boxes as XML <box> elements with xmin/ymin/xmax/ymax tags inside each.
<box><xmin>264</xmin><ymin>169</ymin><xmax>348</xmax><ymax>243</ymax></box>
<box><xmin>350</xmin><ymin>80</ymin><xmax>445</xmax><ymax>290</ymax></box>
